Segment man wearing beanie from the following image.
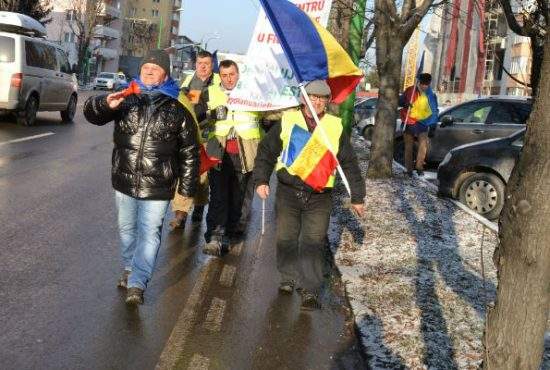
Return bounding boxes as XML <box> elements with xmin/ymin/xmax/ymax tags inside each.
<box><xmin>253</xmin><ymin>80</ymin><xmax>365</xmax><ymax>311</ymax></box>
<box><xmin>83</xmin><ymin>49</ymin><xmax>200</xmax><ymax>305</ymax></box>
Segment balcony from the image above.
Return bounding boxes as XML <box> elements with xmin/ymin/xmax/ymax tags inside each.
<box><xmin>96</xmin><ymin>47</ymin><xmax>118</xmax><ymax>60</ymax></box>
<box><xmin>100</xmin><ymin>3</ymin><xmax>121</xmax><ymax>19</ymax></box>
<box><xmin>94</xmin><ymin>25</ymin><xmax>121</xmax><ymax>39</ymax></box>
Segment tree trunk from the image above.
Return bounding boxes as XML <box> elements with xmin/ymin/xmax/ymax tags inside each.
<box><xmin>367</xmin><ymin>19</ymin><xmax>404</xmax><ymax>178</ymax></box>
<box><xmin>530</xmin><ymin>40</ymin><xmax>544</xmax><ymax>98</ymax></box>
<box><xmin>327</xmin><ymin>0</ymin><xmax>353</xmax><ymax>51</ymax></box>
<box><xmin>483</xmin><ymin>32</ymin><xmax>550</xmax><ymax>370</ymax></box>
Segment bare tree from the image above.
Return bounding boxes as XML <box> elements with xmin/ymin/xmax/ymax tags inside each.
<box><xmin>61</xmin><ymin>0</ymin><xmax>103</xmax><ymax>81</ymax></box>
<box><xmin>121</xmin><ymin>18</ymin><xmax>158</xmax><ymax>57</ymax></box>
<box><xmin>366</xmin><ymin>0</ymin><xmax>441</xmax><ymax>178</ymax></box>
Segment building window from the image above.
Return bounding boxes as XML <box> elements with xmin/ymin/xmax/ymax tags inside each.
<box><xmin>172</xmin><ymin>26</ymin><xmax>177</xmax><ymax>34</ymax></box>
<box><xmin>507</xmin><ymin>87</ymin><xmax>525</xmax><ymax>96</ymax></box>
<box><xmin>513</xmin><ymin>34</ymin><xmax>529</xmax><ymax>45</ymax></box>
<box><xmin>152</xmin><ymin>9</ymin><xmax>159</xmax><ymax>16</ymax></box>
<box><xmin>64</xmin><ymin>32</ymin><xmax>75</xmax><ymax>43</ymax></box>
<box><xmin>510</xmin><ymin>56</ymin><xmax>529</xmax><ymax>74</ymax></box>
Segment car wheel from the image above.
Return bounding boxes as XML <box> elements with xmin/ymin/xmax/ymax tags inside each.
<box><xmin>60</xmin><ymin>95</ymin><xmax>77</xmax><ymax>123</ymax></box>
<box><xmin>362</xmin><ymin>125</ymin><xmax>374</xmax><ymax>141</ymax></box>
<box><xmin>458</xmin><ymin>172</ymin><xmax>505</xmax><ymax>220</ymax></box>
<box><xmin>17</xmin><ymin>95</ymin><xmax>39</xmax><ymax>126</ymax></box>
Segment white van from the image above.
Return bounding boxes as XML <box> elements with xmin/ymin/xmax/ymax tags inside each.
<box><xmin>0</xmin><ymin>11</ymin><xmax>78</xmax><ymax>126</ymax></box>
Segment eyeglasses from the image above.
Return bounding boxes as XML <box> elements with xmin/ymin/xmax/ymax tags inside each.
<box><xmin>309</xmin><ymin>95</ymin><xmax>329</xmax><ymax>102</ymax></box>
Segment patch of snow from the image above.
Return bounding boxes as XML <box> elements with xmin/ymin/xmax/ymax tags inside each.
<box><xmin>329</xmin><ymin>134</ymin><xmax>548</xmax><ymax>369</ymax></box>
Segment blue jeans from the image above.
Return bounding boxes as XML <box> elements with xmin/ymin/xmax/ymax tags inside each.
<box><xmin>115</xmin><ymin>191</ymin><xmax>170</xmax><ymax>290</ymax></box>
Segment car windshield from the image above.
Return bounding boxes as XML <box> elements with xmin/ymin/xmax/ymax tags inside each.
<box><xmin>357</xmin><ymin>98</ymin><xmax>378</xmax><ymax>109</ymax></box>
<box><xmin>99</xmin><ymin>73</ymin><xmax>115</xmax><ymax>79</ymax></box>
<box><xmin>0</xmin><ymin>36</ymin><xmax>15</xmax><ymax>63</ymax></box>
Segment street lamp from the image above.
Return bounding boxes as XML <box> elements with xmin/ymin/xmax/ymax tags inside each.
<box><xmin>201</xmin><ymin>32</ymin><xmax>220</xmax><ymax>51</ymax></box>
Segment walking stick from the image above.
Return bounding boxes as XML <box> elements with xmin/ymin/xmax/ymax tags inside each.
<box><xmin>261</xmin><ymin>198</ymin><xmax>266</xmax><ymax>235</ymax></box>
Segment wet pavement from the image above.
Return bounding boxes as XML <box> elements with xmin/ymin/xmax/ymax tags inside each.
<box><xmin>0</xmin><ymin>92</ymin><xmax>366</xmax><ymax>370</ymax></box>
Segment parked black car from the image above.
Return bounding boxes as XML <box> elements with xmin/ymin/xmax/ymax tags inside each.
<box><xmin>395</xmin><ymin>96</ymin><xmax>531</xmax><ymax>165</ymax></box>
<box><xmin>437</xmin><ymin>129</ymin><xmax>525</xmax><ymax>220</ymax></box>
<box><xmin>354</xmin><ymin>97</ymin><xmax>378</xmax><ymax>138</ymax></box>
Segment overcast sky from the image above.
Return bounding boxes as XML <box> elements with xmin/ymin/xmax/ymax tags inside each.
<box><xmin>180</xmin><ymin>0</ymin><xmax>260</xmax><ymax>54</ymax></box>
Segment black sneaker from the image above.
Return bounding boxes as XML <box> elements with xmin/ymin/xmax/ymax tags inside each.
<box><xmin>125</xmin><ymin>287</ymin><xmax>144</xmax><ymax>305</ymax></box>
<box><xmin>191</xmin><ymin>206</ymin><xmax>204</xmax><ymax>223</ymax></box>
<box><xmin>405</xmin><ymin>171</ymin><xmax>413</xmax><ymax>177</ymax></box>
<box><xmin>416</xmin><ymin>170</ymin><xmax>425</xmax><ymax>177</ymax></box>
<box><xmin>117</xmin><ymin>270</ymin><xmax>131</xmax><ymax>289</ymax></box>
<box><xmin>300</xmin><ymin>291</ymin><xmax>321</xmax><ymax>310</ymax></box>
<box><xmin>278</xmin><ymin>281</ymin><xmax>294</xmax><ymax>294</ymax></box>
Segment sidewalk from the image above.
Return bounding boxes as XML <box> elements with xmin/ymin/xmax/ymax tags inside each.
<box><xmin>329</xmin><ymin>135</ymin><xmax>549</xmax><ymax>369</ymax></box>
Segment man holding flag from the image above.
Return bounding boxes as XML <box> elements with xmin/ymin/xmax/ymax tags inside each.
<box><xmin>249</xmin><ymin>0</ymin><xmax>366</xmax><ymax>310</ymax></box>
<box><xmin>399</xmin><ymin>73</ymin><xmax>439</xmax><ymax>177</ymax></box>
<box><xmin>254</xmin><ymin>81</ymin><xmax>365</xmax><ymax>310</ymax></box>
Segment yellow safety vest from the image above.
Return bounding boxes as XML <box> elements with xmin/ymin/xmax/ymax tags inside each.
<box><xmin>182</xmin><ymin>73</ymin><xmax>221</xmax><ymax>104</ymax></box>
<box><xmin>177</xmin><ymin>92</ymin><xmax>197</xmax><ymax>124</ymax></box>
<box><xmin>181</xmin><ymin>73</ymin><xmax>221</xmax><ymax>88</ymax></box>
<box><xmin>276</xmin><ymin>109</ymin><xmax>342</xmax><ymax>188</ymax></box>
<box><xmin>207</xmin><ymin>84</ymin><xmax>262</xmax><ymax>140</ymax></box>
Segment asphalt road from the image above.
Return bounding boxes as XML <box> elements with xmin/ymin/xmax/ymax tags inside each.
<box><xmin>0</xmin><ymin>92</ymin><xmax>365</xmax><ymax>370</ymax></box>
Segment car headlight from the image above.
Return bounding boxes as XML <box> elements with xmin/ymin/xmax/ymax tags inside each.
<box><xmin>439</xmin><ymin>151</ymin><xmax>453</xmax><ymax>168</ymax></box>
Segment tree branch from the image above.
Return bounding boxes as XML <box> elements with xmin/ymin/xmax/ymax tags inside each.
<box><xmin>498</xmin><ymin>0</ymin><xmax>530</xmax><ymax>36</ymax></box>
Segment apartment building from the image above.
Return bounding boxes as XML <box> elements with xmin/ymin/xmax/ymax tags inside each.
<box><xmin>45</xmin><ymin>0</ymin><xmax>124</xmax><ymax>75</ymax></box>
<box><xmin>421</xmin><ymin>0</ymin><xmax>532</xmax><ymax>101</ymax></box>
<box><xmin>122</xmin><ymin>0</ymin><xmax>180</xmax><ymax>56</ymax></box>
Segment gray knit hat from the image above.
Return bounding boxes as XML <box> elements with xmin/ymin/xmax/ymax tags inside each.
<box><xmin>140</xmin><ymin>49</ymin><xmax>171</xmax><ymax>76</ymax></box>
<box><xmin>304</xmin><ymin>80</ymin><xmax>331</xmax><ymax>97</ymax></box>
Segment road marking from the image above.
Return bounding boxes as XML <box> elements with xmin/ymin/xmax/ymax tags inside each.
<box><xmin>230</xmin><ymin>242</ymin><xmax>243</xmax><ymax>256</ymax></box>
<box><xmin>155</xmin><ymin>259</ymin><xmax>219</xmax><ymax>370</ymax></box>
<box><xmin>219</xmin><ymin>265</ymin><xmax>237</xmax><ymax>287</ymax></box>
<box><xmin>187</xmin><ymin>354</ymin><xmax>210</xmax><ymax>370</ymax></box>
<box><xmin>0</xmin><ymin>132</ymin><xmax>54</xmax><ymax>147</ymax></box>
<box><xmin>203</xmin><ymin>297</ymin><xmax>226</xmax><ymax>333</ymax></box>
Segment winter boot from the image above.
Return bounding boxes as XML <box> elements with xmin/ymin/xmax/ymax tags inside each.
<box><xmin>125</xmin><ymin>287</ymin><xmax>144</xmax><ymax>305</ymax></box>
<box><xmin>300</xmin><ymin>291</ymin><xmax>321</xmax><ymax>310</ymax></box>
<box><xmin>278</xmin><ymin>281</ymin><xmax>294</xmax><ymax>295</ymax></box>
<box><xmin>202</xmin><ymin>236</ymin><xmax>230</xmax><ymax>257</ymax></box>
<box><xmin>117</xmin><ymin>269</ymin><xmax>131</xmax><ymax>289</ymax></box>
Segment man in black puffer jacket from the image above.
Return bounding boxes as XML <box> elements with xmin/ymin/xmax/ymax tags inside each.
<box><xmin>84</xmin><ymin>50</ymin><xmax>199</xmax><ymax>305</ymax></box>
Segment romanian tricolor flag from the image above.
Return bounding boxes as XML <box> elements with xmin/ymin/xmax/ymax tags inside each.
<box><xmin>282</xmin><ymin>125</ymin><xmax>338</xmax><ymax>191</ymax></box>
<box><xmin>259</xmin><ymin>0</ymin><xmax>363</xmax><ymax>104</ymax></box>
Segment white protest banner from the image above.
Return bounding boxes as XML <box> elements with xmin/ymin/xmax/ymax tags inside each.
<box><xmin>227</xmin><ymin>0</ymin><xmax>333</xmax><ymax>111</ymax></box>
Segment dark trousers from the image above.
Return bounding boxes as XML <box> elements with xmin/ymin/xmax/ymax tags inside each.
<box><xmin>206</xmin><ymin>152</ymin><xmax>251</xmax><ymax>241</ymax></box>
<box><xmin>275</xmin><ymin>183</ymin><xmax>332</xmax><ymax>295</ymax></box>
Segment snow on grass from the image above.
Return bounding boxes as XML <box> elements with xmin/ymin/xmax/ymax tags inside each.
<box><xmin>329</xmin><ymin>135</ymin><xmax>504</xmax><ymax>369</ymax></box>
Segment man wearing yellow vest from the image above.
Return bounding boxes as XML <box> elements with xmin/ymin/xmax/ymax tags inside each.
<box><xmin>202</xmin><ymin>59</ymin><xmax>263</xmax><ymax>255</ymax></box>
<box><xmin>253</xmin><ymin>80</ymin><xmax>365</xmax><ymax>310</ymax></box>
<box><xmin>170</xmin><ymin>50</ymin><xmax>221</xmax><ymax>229</ymax></box>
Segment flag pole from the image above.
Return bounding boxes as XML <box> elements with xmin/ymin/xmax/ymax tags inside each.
<box><xmin>299</xmin><ymin>83</ymin><xmax>352</xmax><ymax>198</ymax></box>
